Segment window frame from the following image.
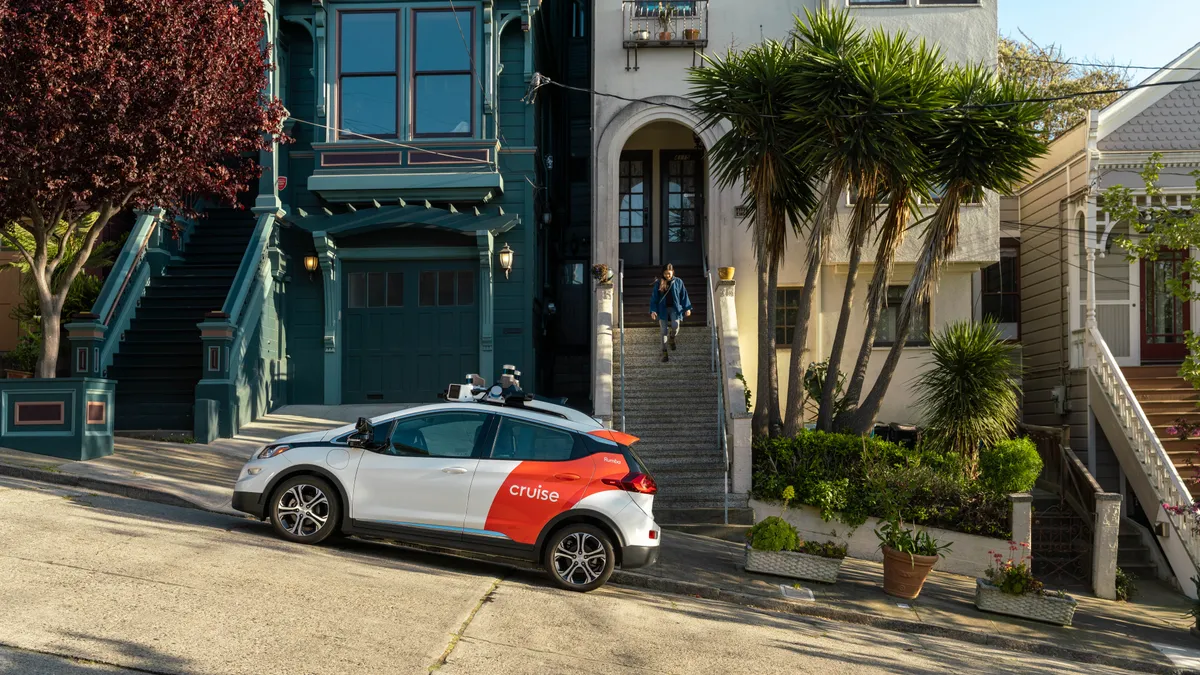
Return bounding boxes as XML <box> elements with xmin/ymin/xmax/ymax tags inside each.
<box><xmin>774</xmin><ymin>287</ymin><xmax>803</xmax><ymax>348</ymax></box>
<box><xmin>875</xmin><ymin>285</ymin><xmax>931</xmax><ymax>348</ymax></box>
<box><xmin>410</xmin><ymin>7</ymin><xmax>476</xmax><ymax>139</ymax></box>
<box><xmin>980</xmin><ymin>239</ymin><xmax>1021</xmax><ymax>341</ymax></box>
<box><xmin>336</xmin><ymin>9</ymin><xmax>402</xmax><ymax>140</ymax></box>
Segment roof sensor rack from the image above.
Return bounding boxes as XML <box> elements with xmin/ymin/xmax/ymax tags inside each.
<box><xmin>441</xmin><ymin>365</ymin><xmax>533</xmax><ymax>407</ymax></box>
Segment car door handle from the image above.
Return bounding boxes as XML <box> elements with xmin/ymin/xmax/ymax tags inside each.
<box><xmin>442</xmin><ymin>467</ymin><xmax>470</xmax><ymax>475</ymax></box>
<box><xmin>553</xmin><ymin>473</ymin><xmax>581</xmax><ymax>481</ymax></box>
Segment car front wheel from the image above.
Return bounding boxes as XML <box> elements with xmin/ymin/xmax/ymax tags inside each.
<box><xmin>270</xmin><ymin>475</ymin><xmax>340</xmax><ymax>544</ymax></box>
<box><xmin>544</xmin><ymin>524</ymin><xmax>615</xmax><ymax>592</ymax></box>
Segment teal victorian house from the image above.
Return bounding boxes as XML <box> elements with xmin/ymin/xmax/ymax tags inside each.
<box><xmin>72</xmin><ymin>0</ymin><xmax>549</xmax><ymax>439</ymax></box>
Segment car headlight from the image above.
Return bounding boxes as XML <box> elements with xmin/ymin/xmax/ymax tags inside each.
<box><xmin>258</xmin><ymin>444</ymin><xmax>292</xmax><ymax>459</ymax></box>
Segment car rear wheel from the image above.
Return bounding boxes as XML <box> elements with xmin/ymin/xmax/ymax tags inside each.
<box><xmin>270</xmin><ymin>475</ymin><xmax>340</xmax><ymax>544</ymax></box>
<box><xmin>544</xmin><ymin>524</ymin><xmax>615</xmax><ymax>592</ymax></box>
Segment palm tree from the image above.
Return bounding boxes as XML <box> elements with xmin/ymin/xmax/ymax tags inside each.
<box><xmin>784</xmin><ymin>14</ymin><xmax>946</xmax><ymax>433</ymax></box>
<box><xmin>915</xmin><ymin>321</ymin><xmax>1021</xmax><ymax>472</ymax></box>
<box><xmin>689</xmin><ymin>40</ymin><xmax>819</xmax><ymax>438</ymax></box>
<box><xmin>845</xmin><ymin>65</ymin><xmax>1048</xmax><ymax>434</ymax></box>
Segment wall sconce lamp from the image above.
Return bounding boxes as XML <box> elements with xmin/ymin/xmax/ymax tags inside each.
<box><xmin>498</xmin><ymin>244</ymin><xmax>514</xmax><ymax>280</ymax></box>
<box><xmin>303</xmin><ymin>254</ymin><xmax>319</xmax><ymax>279</ymax></box>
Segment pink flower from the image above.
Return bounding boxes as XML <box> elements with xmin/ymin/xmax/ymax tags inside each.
<box><xmin>1168</xmin><ymin>426</ymin><xmax>1180</xmax><ymax>436</ymax></box>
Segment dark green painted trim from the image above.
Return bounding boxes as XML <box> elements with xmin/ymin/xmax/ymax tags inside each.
<box><xmin>337</xmin><ymin>247</ymin><xmax>477</xmax><ymax>261</ymax></box>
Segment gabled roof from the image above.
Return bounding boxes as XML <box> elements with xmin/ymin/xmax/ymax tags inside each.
<box><xmin>286</xmin><ymin>200</ymin><xmax>519</xmax><ymax>237</ymax></box>
<box><xmin>1097</xmin><ymin>40</ymin><xmax>1200</xmax><ymax>145</ymax></box>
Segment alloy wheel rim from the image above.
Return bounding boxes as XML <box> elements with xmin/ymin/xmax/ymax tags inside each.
<box><xmin>276</xmin><ymin>484</ymin><xmax>330</xmax><ymax>537</ymax></box>
<box><xmin>553</xmin><ymin>532</ymin><xmax>607</xmax><ymax>586</ymax></box>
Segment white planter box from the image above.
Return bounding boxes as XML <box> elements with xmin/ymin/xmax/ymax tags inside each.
<box><xmin>974</xmin><ymin>579</ymin><xmax>1078</xmax><ymax>626</ymax></box>
<box><xmin>744</xmin><ymin>547</ymin><xmax>843</xmax><ymax>584</ymax></box>
<box><xmin>749</xmin><ymin>499</ymin><xmax>1009</xmax><ymax>579</ymax></box>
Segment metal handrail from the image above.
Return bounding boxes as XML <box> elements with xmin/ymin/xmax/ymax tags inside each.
<box><xmin>701</xmin><ymin>248</ymin><xmax>729</xmax><ymax>525</ymax></box>
<box><xmin>618</xmin><ymin>259</ymin><xmax>626</xmax><ymax>433</ymax></box>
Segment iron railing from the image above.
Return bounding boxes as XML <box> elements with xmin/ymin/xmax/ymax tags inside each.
<box><xmin>701</xmin><ymin>242</ymin><xmax>730</xmax><ymax>525</ymax></box>
<box><xmin>621</xmin><ymin>0</ymin><xmax>709</xmax><ymax>47</ymax></box>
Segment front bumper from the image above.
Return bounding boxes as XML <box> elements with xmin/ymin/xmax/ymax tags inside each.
<box><xmin>621</xmin><ymin>544</ymin><xmax>660</xmax><ymax>570</ymax></box>
<box><xmin>232</xmin><ymin>491</ymin><xmax>267</xmax><ymax>520</ymax></box>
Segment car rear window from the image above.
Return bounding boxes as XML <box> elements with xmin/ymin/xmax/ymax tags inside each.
<box><xmin>584</xmin><ymin>435</ymin><xmax>653</xmax><ymax>477</ymax></box>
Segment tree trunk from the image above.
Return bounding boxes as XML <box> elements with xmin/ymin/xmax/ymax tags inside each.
<box><xmin>37</xmin><ymin>301</ymin><xmax>63</xmax><ymax>379</ymax></box>
<box><xmin>816</xmin><ymin>235</ymin><xmax>862</xmax><ymax>431</ymax></box>
<box><xmin>766</xmin><ymin>257</ymin><xmax>783</xmax><ymax>436</ymax></box>
<box><xmin>752</xmin><ymin>258</ymin><xmax>773</xmax><ymax>438</ymax></box>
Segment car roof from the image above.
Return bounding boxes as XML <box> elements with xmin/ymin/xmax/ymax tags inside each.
<box><xmin>369</xmin><ymin>401</ymin><xmax>605</xmax><ymax>435</ymax></box>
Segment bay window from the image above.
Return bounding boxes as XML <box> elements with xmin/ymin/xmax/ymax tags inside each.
<box><xmin>338</xmin><ymin>11</ymin><xmax>399</xmax><ymax>137</ymax></box>
<box><xmin>412</xmin><ymin>9</ymin><xmax>474</xmax><ymax>137</ymax></box>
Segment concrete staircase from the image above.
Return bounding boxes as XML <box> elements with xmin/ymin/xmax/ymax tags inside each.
<box><xmin>614</xmin><ymin>325</ymin><xmax>751</xmax><ymax>525</ymax></box>
<box><xmin>1122</xmin><ymin>365</ymin><xmax>1200</xmax><ymax>495</ymax></box>
<box><xmin>1118</xmin><ymin>520</ymin><xmax>1160</xmax><ymax>582</ymax></box>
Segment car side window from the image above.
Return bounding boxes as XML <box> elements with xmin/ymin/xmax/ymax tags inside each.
<box><xmin>490</xmin><ymin>417</ymin><xmax>579</xmax><ymax>462</ymax></box>
<box><xmin>387</xmin><ymin>412</ymin><xmax>488</xmax><ymax>458</ymax></box>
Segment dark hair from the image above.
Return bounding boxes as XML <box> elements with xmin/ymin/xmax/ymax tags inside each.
<box><xmin>658</xmin><ymin>263</ymin><xmax>674</xmax><ymax>292</ymax></box>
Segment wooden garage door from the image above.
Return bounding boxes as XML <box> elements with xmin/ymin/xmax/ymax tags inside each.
<box><xmin>342</xmin><ymin>260</ymin><xmax>479</xmax><ymax>403</ymax></box>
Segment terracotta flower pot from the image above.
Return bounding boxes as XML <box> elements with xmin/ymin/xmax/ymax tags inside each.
<box><xmin>5</xmin><ymin>370</ymin><xmax>32</xmax><ymax>379</ymax></box>
<box><xmin>683</xmin><ymin>28</ymin><xmax>702</xmax><ymax>40</ymax></box>
<box><xmin>881</xmin><ymin>546</ymin><xmax>939</xmax><ymax>599</ymax></box>
<box><xmin>658</xmin><ymin>31</ymin><xmax>674</xmax><ymax>41</ymax></box>
<box><xmin>718</xmin><ymin>266</ymin><xmax>735</xmax><ymax>281</ymax></box>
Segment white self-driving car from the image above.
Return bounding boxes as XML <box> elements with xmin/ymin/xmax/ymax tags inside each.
<box><xmin>232</xmin><ymin>377</ymin><xmax>660</xmax><ymax>592</ymax></box>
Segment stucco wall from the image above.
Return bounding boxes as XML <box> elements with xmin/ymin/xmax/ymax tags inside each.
<box><xmin>593</xmin><ymin>1</ymin><xmax>1000</xmax><ymax>427</ymax></box>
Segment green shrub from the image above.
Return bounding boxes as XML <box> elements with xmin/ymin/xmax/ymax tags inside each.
<box><xmin>747</xmin><ymin>516</ymin><xmax>799</xmax><ymax>552</ymax></box>
<box><xmin>1115</xmin><ymin>567</ymin><xmax>1138</xmax><ymax>602</ymax></box>
<box><xmin>979</xmin><ymin>437</ymin><xmax>1042</xmax><ymax>494</ymax></box>
<box><xmin>796</xmin><ymin>540</ymin><xmax>847</xmax><ymax>559</ymax></box>
<box><xmin>752</xmin><ymin>429</ymin><xmax>1012</xmax><ymax>539</ymax></box>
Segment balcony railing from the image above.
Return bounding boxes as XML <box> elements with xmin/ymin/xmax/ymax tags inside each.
<box><xmin>621</xmin><ymin>1</ymin><xmax>709</xmax><ymax>49</ymax></box>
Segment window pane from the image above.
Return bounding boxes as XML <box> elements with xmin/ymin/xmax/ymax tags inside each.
<box><xmin>390</xmin><ymin>412</ymin><xmax>486</xmax><ymax>458</ymax></box>
<box><xmin>341</xmin><ymin>76</ymin><xmax>397</xmax><ymax>136</ymax></box>
<box><xmin>387</xmin><ymin>272</ymin><xmax>404</xmax><ymax>307</ymax></box>
<box><xmin>414</xmin><ymin>11</ymin><xmax>472</xmax><ymax>72</ymax></box>
<box><xmin>419</xmin><ymin>272</ymin><xmax>436</xmax><ymax>306</ymax></box>
<box><xmin>438</xmin><ymin>271</ymin><xmax>456</xmax><ymax>306</ymax></box>
<box><xmin>366</xmin><ymin>272</ymin><xmax>386</xmax><ymax>307</ymax></box>
<box><xmin>909</xmin><ymin>302</ymin><xmax>930</xmax><ymax>343</ymax></box>
<box><xmin>347</xmin><ymin>272</ymin><xmax>366</xmax><ymax>308</ymax></box>
<box><xmin>491</xmin><ymin>418</ymin><xmax>577</xmax><ymax>462</ymax></box>
<box><xmin>341</xmin><ymin>13</ymin><xmax>397</xmax><ymax>73</ymax></box>
<box><xmin>414</xmin><ymin>75</ymin><xmax>472</xmax><ymax>135</ymax></box>
<box><xmin>457</xmin><ymin>270</ymin><xmax>475</xmax><ymax>305</ymax></box>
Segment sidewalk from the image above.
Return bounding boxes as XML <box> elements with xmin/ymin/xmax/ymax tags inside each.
<box><xmin>1</xmin><ymin>415</ymin><xmax>1197</xmax><ymax>674</ymax></box>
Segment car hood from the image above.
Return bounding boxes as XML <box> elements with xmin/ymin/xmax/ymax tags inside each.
<box><xmin>269</xmin><ymin>429</ymin><xmax>338</xmax><ymax>445</ymax></box>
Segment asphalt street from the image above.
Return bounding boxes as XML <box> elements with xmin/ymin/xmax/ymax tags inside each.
<box><xmin>0</xmin><ymin>476</ymin><xmax>1149</xmax><ymax>674</ymax></box>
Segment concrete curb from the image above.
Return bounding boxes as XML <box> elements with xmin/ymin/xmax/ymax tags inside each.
<box><xmin>609</xmin><ymin>571</ymin><xmax>1193</xmax><ymax>675</ymax></box>
<box><xmin>0</xmin><ymin>461</ymin><xmax>243</xmax><ymax>520</ymax></box>
<box><xmin>0</xmin><ymin>462</ymin><xmax>1189</xmax><ymax>674</ymax></box>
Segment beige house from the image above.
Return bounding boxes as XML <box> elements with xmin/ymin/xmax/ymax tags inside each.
<box><xmin>1010</xmin><ymin>41</ymin><xmax>1200</xmax><ymax>596</ymax></box>
<box><xmin>590</xmin><ymin>0</ymin><xmax>1001</xmax><ymax>518</ymax></box>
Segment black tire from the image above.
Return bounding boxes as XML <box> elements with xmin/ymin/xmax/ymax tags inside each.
<box><xmin>544</xmin><ymin>523</ymin><xmax>615</xmax><ymax>592</ymax></box>
<box><xmin>269</xmin><ymin>475</ymin><xmax>341</xmax><ymax>544</ymax></box>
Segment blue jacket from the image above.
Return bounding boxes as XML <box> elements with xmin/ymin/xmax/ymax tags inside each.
<box><xmin>650</xmin><ymin>277</ymin><xmax>692</xmax><ymax>321</ymax></box>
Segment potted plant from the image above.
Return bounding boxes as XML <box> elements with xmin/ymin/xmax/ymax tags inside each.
<box><xmin>591</xmin><ymin>263</ymin><xmax>614</xmax><ymax>285</ymax></box>
<box><xmin>683</xmin><ymin>27</ymin><xmax>701</xmax><ymax>41</ymax></box>
<box><xmin>632</xmin><ymin>28</ymin><xmax>651</xmax><ymax>41</ymax></box>
<box><xmin>875</xmin><ymin>519</ymin><xmax>951</xmax><ymax>600</ymax></box>
<box><xmin>744</xmin><ymin>487</ymin><xmax>848</xmax><ymax>583</ymax></box>
<box><xmin>718</xmin><ymin>266</ymin><xmax>735</xmax><ymax>281</ymax></box>
<box><xmin>975</xmin><ymin>543</ymin><xmax>1078</xmax><ymax>626</ymax></box>
<box><xmin>655</xmin><ymin>2</ymin><xmax>676</xmax><ymax>40</ymax></box>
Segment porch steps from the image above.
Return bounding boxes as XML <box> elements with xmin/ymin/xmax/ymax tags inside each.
<box><xmin>1118</xmin><ymin>520</ymin><xmax>1159</xmax><ymax>582</ymax></box>
<box><xmin>1121</xmin><ymin>366</ymin><xmax>1200</xmax><ymax>495</ymax></box>
<box><xmin>111</xmin><ymin>209</ymin><xmax>256</xmax><ymax>431</ymax></box>
<box><xmin>614</xmin><ymin>325</ymin><xmax>750</xmax><ymax>525</ymax></box>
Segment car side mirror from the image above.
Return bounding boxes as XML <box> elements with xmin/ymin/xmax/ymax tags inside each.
<box><xmin>349</xmin><ymin>417</ymin><xmax>376</xmax><ymax>449</ymax></box>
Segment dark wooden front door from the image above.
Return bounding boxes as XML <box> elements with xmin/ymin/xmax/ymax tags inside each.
<box><xmin>1141</xmin><ymin>250</ymin><xmax>1190</xmax><ymax>362</ymax></box>
<box><xmin>618</xmin><ymin>151</ymin><xmax>652</xmax><ymax>267</ymax></box>
<box><xmin>660</xmin><ymin>150</ymin><xmax>703</xmax><ymax>267</ymax></box>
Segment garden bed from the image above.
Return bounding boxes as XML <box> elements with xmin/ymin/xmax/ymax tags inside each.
<box><xmin>974</xmin><ymin>578</ymin><xmax>1077</xmax><ymax>626</ymax></box>
<box><xmin>744</xmin><ymin>547</ymin><xmax>843</xmax><ymax>583</ymax></box>
<box><xmin>749</xmin><ymin>499</ymin><xmax>1011</xmax><ymax>579</ymax></box>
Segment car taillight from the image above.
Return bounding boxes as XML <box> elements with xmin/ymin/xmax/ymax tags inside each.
<box><xmin>602</xmin><ymin>472</ymin><xmax>657</xmax><ymax>495</ymax></box>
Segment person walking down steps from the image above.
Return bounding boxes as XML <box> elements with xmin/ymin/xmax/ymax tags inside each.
<box><xmin>650</xmin><ymin>263</ymin><xmax>692</xmax><ymax>363</ymax></box>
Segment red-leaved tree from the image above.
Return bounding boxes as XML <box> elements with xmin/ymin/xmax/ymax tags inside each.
<box><xmin>0</xmin><ymin>0</ymin><xmax>286</xmax><ymax>377</ymax></box>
